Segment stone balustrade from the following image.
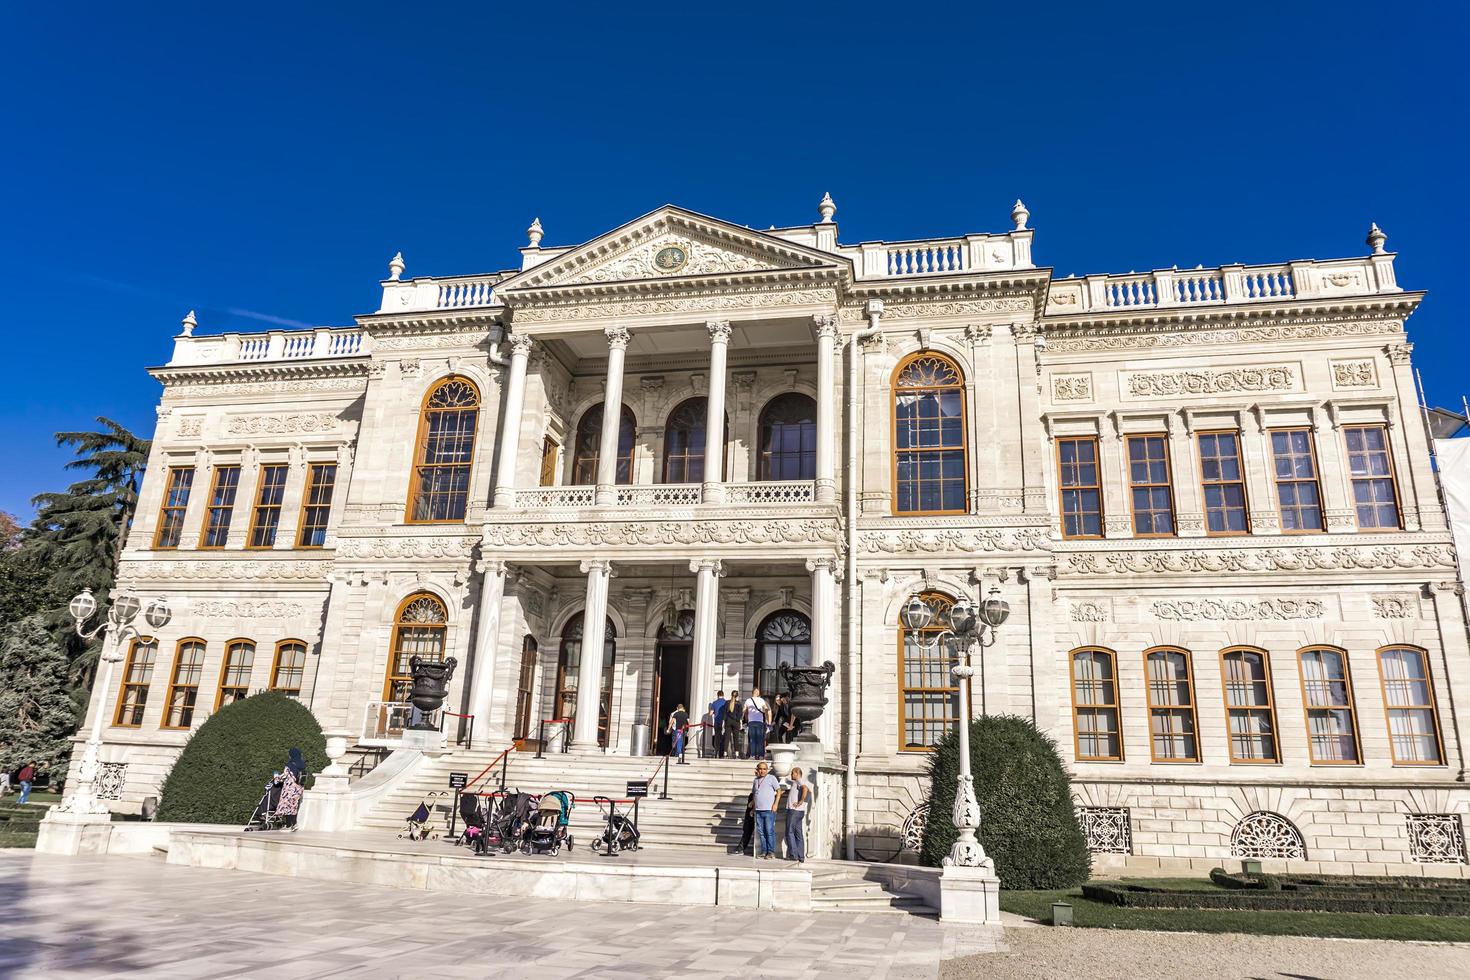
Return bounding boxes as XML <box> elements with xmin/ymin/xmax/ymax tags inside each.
<box><xmin>166</xmin><ymin>327</ymin><xmax>369</xmax><ymax>368</ymax></box>
<box><xmin>378</xmin><ymin>273</ymin><xmax>502</xmax><ymax>314</ymax></box>
<box><xmin>512</xmin><ymin>480</ymin><xmax>817</xmax><ymax>510</ymax></box>
<box><xmin>852</xmin><ymin>230</ymin><xmax>1034</xmax><ymax>279</ymax></box>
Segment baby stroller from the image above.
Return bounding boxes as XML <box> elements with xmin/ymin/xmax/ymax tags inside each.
<box><xmin>457</xmin><ymin>793</ymin><xmax>492</xmax><ymax>855</ymax></box>
<box><xmin>521</xmin><ymin>790</ymin><xmax>574</xmax><ymax>856</ymax></box>
<box><xmin>399</xmin><ymin>791</ymin><xmax>447</xmax><ymax>841</ymax></box>
<box><xmin>487</xmin><ymin>791</ymin><xmax>535</xmax><ymax>853</ymax></box>
<box><xmin>243</xmin><ymin>778</ymin><xmax>284</xmax><ymax>831</ymax></box>
<box><xmin>590</xmin><ymin>796</ymin><xmax>641</xmax><ymax>856</ymax></box>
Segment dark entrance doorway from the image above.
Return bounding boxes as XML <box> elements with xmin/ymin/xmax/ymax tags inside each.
<box><xmin>652</xmin><ymin>609</ymin><xmax>694</xmax><ymax>754</ymax></box>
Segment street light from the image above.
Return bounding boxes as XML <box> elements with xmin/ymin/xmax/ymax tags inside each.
<box><xmin>57</xmin><ymin>588</ymin><xmax>172</xmax><ymax>816</ymax></box>
<box><xmin>900</xmin><ymin>585</ymin><xmax>1009</xmax><ymax>867</ymax></box>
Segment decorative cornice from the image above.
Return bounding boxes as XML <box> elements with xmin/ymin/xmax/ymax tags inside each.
<box><xmin>483</xmin><ymin>518</ymin><xmax>840</xmax><ymax>549</ymax></box>
<box><xmin>335</xmin><ymin>535</ymin><xmax>478</xmax><ymax>561</ymax></box>
<box><xmin>151</xmin><ymin>359</ymin><xmax>369</xmax><ymax>391</ymax></box>
<box><xmin>1041</xmin><ymin>291</ymin><xmax>1422</xmax><ymax>332</ymax></box>
<box><xmin>858</xmin><ymin>527</ymin><xmax>1051</xmax><ymax>555</ymax></box>
<box><xmin>1064</xmin><ymin>543</ymin><xmax>1455</xmax><ymax>576</ymax></box>
<box><xmin>118</xmin><ymin>558</ymin><xmax>333</xmax><ymax>583</ymax></box>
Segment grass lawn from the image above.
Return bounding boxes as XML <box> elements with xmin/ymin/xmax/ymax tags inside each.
<box><xmin>1000</xmin><ymin>878</ymin><xmax>1470</xmax><ymax>943</ymax></box>
<box><xmin>0</xmin><ymin>792</ymin><xmax>59</xmax><ymax>850</ymax></box>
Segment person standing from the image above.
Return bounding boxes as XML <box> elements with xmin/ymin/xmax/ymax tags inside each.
<box><xmin>773</xmin><ymin>694</ymin><xmax>794</xmax><ymax>744</ymax></box>
<box><xmin>744</xmin><ymin>687</ymin><xmax>771</xmax><ymax>760</ymax></box>
<box><xmin>726</xmin><ymin>689</ymin><xmax>744</xmax><ymax>759</ymax></box>
<box><xmin>750</xmin><ymin>761</ymin><xmax>781</xmax><ymax>859</ymax></box>
<box><xmin>667</xmin><ymin>703</ymin><xmax>689</xmax><ymax>759</ymax></box>
<box><xmin>784</xmin><ymin>766</ymin><xmax>811</xmax><ymax>864</ymax></box>
<box><xmin>16</xmin><ymin>762</ymin><xmax>36</xmax><ymax>805</ymax></box>
<box><xmin>709</xmin><ymin>690</ymin><xmax>729</xmax><ymax>758</ymax></box>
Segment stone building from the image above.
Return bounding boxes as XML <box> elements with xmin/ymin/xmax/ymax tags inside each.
<box><xmin>72</xmin><ymin>198</ymin><xmax>1470</xmax><ymax>873</ymax></box>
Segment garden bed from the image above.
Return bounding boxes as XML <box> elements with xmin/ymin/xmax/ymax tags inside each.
<box><xmin>1081</xmin><ymin>869</ymin><xmax>1470</xmax><ymax>916</ymax></box>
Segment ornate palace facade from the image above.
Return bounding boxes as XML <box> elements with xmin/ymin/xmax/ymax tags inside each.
<box><xmin>75</xmin><ymin>199</ymin><xmax>1470</xmax><ymax>872</ymax></box>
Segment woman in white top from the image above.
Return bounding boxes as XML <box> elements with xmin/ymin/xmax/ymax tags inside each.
<box><xmin>784</xmin><ymin>766</ymin><xmax>811</xmax><ymax>863</ymax></box>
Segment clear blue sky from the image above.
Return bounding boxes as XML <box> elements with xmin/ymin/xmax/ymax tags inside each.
<box><xmin>2</xmin><ymin>2</ymin><xmax>1465</xmax><ymax>519</ymax></box>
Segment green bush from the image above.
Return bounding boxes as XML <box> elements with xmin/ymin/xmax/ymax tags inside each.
<box><xmin>1083</xmin><ymin>880</ymin><xmax>1470</xmax><ymax>916</ymax></box>
<box><xmin>1210</xmin><ymin>867</ymin><xmax>1281</xmax><ymax>890</ymax></box>
<box><xmin>156</xmin><ymin>691</ymin><xmax>327</xmax><ymax>824</ymax></box>
<box><xmin>918</xmin><ymin>714</ymin><xmax>1091</xmax><ymax>889</ymax></box>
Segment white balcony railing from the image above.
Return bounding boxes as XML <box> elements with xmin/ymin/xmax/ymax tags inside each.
<box><xmin>724</xmin><ymin>480</ymin><xmax>816</xmax><ymax>505</ymax></box>
<box><xmin>378</xmin><ymin>273</ymin><xmax>501</xmax><ymax>314</ymax></box>
<box><xmin>614</xmin><ymin>484</ymin><xmax>703</xmax><ymax>507</ymax></box>
<box><xmin>511</xmin><ymin>480</ymin><xmax>818</xmax><ymax>510</ymax></box>
<box><xmin>167</xmin><ymin>326</ymin><xmax>371</xmax><ymax>368</ymax></box>
<box><xmin>513</xmin><ymin>486</ymin><xmax>597</xmax><ymax>509</ymax></box>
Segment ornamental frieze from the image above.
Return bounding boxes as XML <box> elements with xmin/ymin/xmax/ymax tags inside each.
<box><xmin>1066</xmin><ymin>544</ymin><xmax>1455</xmax><ymax>576</ymax></box>
<box><xmin>191</xmin><ymin>599</ymin><xmax>307</xmax><ymax>618</ymax></box>
<box><xmin>510</xmin><ymin>288</ymin><xmax>837</xmax><ymax>324</ymax></box>
<box><xmin>335</xmin><ymin>536</ymin><xmax>479</xmax><ymax>560</ymax></box>
<box><xmin>1151</xmin><ymin>598</ymin><xmax>1324</xmax><ymax>621</ymax></box>
<box><xmin>119</xmin><ymin>559</ymin><xmax>331</xmax><ymax>582</ymax></box>
<box><xmin>1051</xmin><ymin>374</ymin><xmax>1093</xmax><ymax>402</ymax></box>
<box><xmin>1331</xmin><ymin>359</ymin><xmax>1377</xmax><ymax>388</ymax></box>
<box><xmin>839</xmin><ymin>297</ymin><xmax>1032</xmax><ymax>323</ymax></box>
<box><xmin>1044</xmin><ymin>320</ymin><xmax>1394</xmax><ymax>353</ymax></box>
<box><xmin>225</xmin><ymin>413</ymin><xmax>338</xmax><ymax>435</ymax></box>
<box><xmin>482</xmin><ymin>519</ymin><xmax>840</xmax><ymax>549</ymax></box>
<box><xmin>166</xmin><ymin>376</ymin><xmax>367</xmax><ymax>398</ymax></box>
<box><xmin>859</xmin><ymin>528</ymin><xmax>1051</xmax><ymax>555</ymax></box>
<box><xmin>1124</xmin><ymin>365</ymin><xmax>1296</xmax><ymax>398</ymax></box>
<box><xmin>1371</xmin><ymin>594</ymin><xmax>1419</xmax><ymax>619</ymax></box>
<box><xmin>372</xmin><ymin>331</ymin><xmax>492</xmax><ymax>352</ymax></box>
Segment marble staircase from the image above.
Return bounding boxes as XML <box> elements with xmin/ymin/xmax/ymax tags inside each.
<box><xmin>809</xmin><ymin>865</ymin><xmax>939</xmax><ymax>916</ymax></box>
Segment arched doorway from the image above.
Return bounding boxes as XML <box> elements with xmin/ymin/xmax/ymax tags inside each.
<box><xmin>555</xmin><ymin>616</ymin><xmax>616</xmax><ymax>748</ymax></box>
<box><xmin>652</xmin><ymin>609</ymin><xmax>695</xmax><ymax>754</ymax></box>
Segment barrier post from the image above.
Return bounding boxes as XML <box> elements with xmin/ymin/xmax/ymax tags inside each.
<box><xmin>536</xmin><ymin>720</ymin><xmax>546</xmax><ymax>759</ymax></box>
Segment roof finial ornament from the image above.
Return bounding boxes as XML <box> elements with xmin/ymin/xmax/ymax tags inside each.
<box><xmin>527</xmin><ymin>217</ymin><xmax>544</xmax><ymax>248</ymax></box>
<box><xmin>1011</xmin><ymin>199</ymin><xmax>1030</xmax><ymax>231</ymax></box>
<box><xmin>387</xmin><ymin>251</ymin><xmax>405</xmax><ymax>281</ymax></box>
<box><xmin>180</xmin><ymin>310</ymin><xmax>197</xmax><ymax>337</ymax></box>
<box><xmin>1366</xmin><ymin>222</ymin><xmax>1387</xmax><ymax>255</ymax></box>
<box><xmin>818</xmin><ymin>192</ymin><xmax>836</xmax><ymax>223</ymax></box>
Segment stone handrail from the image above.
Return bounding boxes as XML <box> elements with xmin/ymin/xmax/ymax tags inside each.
<box><xmin>613</xmin><ymin>483</ymin><xmax>703</xmax><ymax>507</ymax></box>
<box><xmin>512</xmin><ymin>481</ymin><xmax>817</xmax><ymax>509</ymax></box>
<box><xmin>854</xmin><ymin>230</ymin><xmax>1034</xmax><ymax>279</ymax></box>
<box><xmin>378</xmin><ymin>274</ymin><xmax>501</xmax><ymax>314</ymax></box>
<box><xmin>724</xmin><ymin>480</ymin><xmax>816</xmax><ymax>504</ymax></box>
<box><xmin>513</xmin><ymin>486</ymin><xmax>597</xmax><ymax>509</ymax></box>
<box><xmin>167</xmin><ymin>327</ymin><xmax>370</xmax><ymax>368</ymax></box>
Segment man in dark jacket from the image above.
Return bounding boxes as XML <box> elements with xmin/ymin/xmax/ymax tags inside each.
<box><xmin>16</xmin><ymin>762</ymin><xmax>36</xmax><ymax>805</ymax></box>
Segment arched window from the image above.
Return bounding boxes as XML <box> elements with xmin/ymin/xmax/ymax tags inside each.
<box><xmin>898</xmin><ymin>592</ymin><xmax>960</xmax><ymax>751</ymax></box>
<box><xmin>570</xmin><ymin>403</ymin><xmax>637</xmax><ymax>485</ymax></box>
<box><xmin>1298</xmin><ymin>646</ymin><xmax>1360</xmax><ymax>764</ymax></box>
<box><xmin>1070</xmin><ymin>648</ymin><xmax>1122</xmax><ymax>761</ymax></box>
<box><xmin>663</xmin><ymin>398</ymin><xmax>729</xmax><ymax>484</ymax></box>
<box><xmin>1145</xmin><ymin>647</ymin><xmax>1198</xmax><ymax>762</ymax></box>
<box><xmin>163</xmin><ymin>638</ymin><xmax>207</xmax><ymax>729</ymax></box>
<box><xmin>893</xmin><ymin>353</ymin><xmax>968</xmax><ymax>515</ymax></box>
<box><xmin>757</xmin><ymin>393</ymin><xmax>817</xmax><ymax>481</ymax></box>
<box><xmin>1221</xmin><ymin>648</ymin><xmax>1278</xmax><ymax>763</ymax></box>
<box><xmin>1230</xmin><ymin>811</ymin><xmax>1306</xmax><ymax>859</ymax></box>
<box><xmin>271</xmin><ymin>640</ymin><xmax>308</xmax><ymax>697</ymax></box>
<box><xmin>384</xmin><ymin>594</ymin><xmax>448</xmax><ymax>701</ymax></box>
<box><xmin>114</xmin><ymin>636</ymin><xmax>158</xmax><ymax>727</ymax></box>
<box><xmin>556</xmin><ymin>616</ymin><xmax>616</xmax><ymax>748</ymax></box>
<box><xmin>216</xmin><ymin>639</ymin><xmax>255</xmax><ymax>710</ymax></box>
<box><xmin>408</xmin><ymin>377</ymin><xmax>480</xmax><ymax>523</ymax></box>
<box><xmin>756</xmin><ymin>610</ymin><xmax>812</xmax><ymax>696</ymax></box>
<box><xmin>1377</xmin><ymin>646</ymin><xmax>1443</xmax><ymax>765</ymax></box>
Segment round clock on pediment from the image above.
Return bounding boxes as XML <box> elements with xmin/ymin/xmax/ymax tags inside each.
<box><xmin>653</xmin><ymin>244</ymin><xmax>689</xmax><ymax>274</ymax></box>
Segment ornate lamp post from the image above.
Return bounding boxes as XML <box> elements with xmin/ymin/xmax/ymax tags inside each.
<box><xmin>58</xmin><ymin>588</ymin><xmax>172</xmax><ymax>815</ymax></box>
<box><xmin>899</xmin><ymin>586</ymin><xmax>1009</xmax><ymax>867</ymax></box>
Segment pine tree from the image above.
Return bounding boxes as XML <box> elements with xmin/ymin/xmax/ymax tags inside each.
<box><xmin>0</xmin><ymin>614</ymin><xmax>81</xmax><ymax>776</ymax></box>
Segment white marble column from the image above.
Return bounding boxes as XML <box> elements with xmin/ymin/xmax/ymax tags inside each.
<box><xmin>466</xmin><ymin>560</ymin><xmax>508</xmax><ymax>734</ymax></box>
<box><xmin>689</xmin><ymin>558</ymin><xmax>724</xmax><ymax>720</ymax></box>
<box><xmin>595</xmin><ymin>326</ymin><xmax>631</xmax><ymax>505</ymax></box>
<box><xmin>814</xmin><ymin>315</ymin><xmax>837</xmax><ymax>502</ymax></box>
<box><xmin>571</xmin><ymin>558</ymin><xmax>613</xmax><ymax>750</ymax></box>
<box><xmin>491</xmin><ymin>333</ymin><xmax>534</xmax><ymax>509</ymax></box>
<box><xmin>806</xmin><ymin>556</ymin><xmax>838</xmax><ymax>747</ymax></box>
<box><xmin>702</xmin><ymin>321</ymin><xmax>731</xmax><ymax>503</ymax></box>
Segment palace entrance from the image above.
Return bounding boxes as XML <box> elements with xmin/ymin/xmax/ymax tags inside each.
<box><xmin>651</xmin><ymin>609</ymin><xmax>694</xmax><ymax>754</ymax></box>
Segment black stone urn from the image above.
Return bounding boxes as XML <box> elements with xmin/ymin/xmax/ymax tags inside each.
<box><xmin>408</xmin><ymin>655</ymin><xmax>458</xmax><ymax>729</ymax></box>
<box><xmin>778</xmin><ymin>659</ymin><xmax>836</xmax><ymax>742</ymax></box>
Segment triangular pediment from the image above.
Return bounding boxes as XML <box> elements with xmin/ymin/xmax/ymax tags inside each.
<box><xmin>498</xmin><ymin>205</ymin><xmax>845</xmax><ymax>292</ymax></box>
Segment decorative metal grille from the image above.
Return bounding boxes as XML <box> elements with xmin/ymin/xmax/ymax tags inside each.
<box><xmin>900</xmin><ymin>802</ymin><xmax>930</xmax><ymax>852</ymax></box>
<box><xmin>96</xmin><ymin>762</ymin><xmax>127</xmax><ymax>801</ymax></box>
<box><xmin>400</xmin><ymin>596</ymin><xmax>447</xmax><ymax>625</ymax></box>
<box><xmin>1078</xmin><ymin>806</ymin><xmax>1132</xmax><ymax>854</ymax></box>
<box><xmin>1406</xmin><ymin>814</ymin><xmax>1468</xmax><ymax>864</ymax></box>
<box><xmin>1230</xmin><ymin>811</ymin><xmax>1306</xmax><ymax>859</ymax></box>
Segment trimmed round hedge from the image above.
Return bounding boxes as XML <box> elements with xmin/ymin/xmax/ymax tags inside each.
<box><xmin>919</xmin><ymin>714</ymin><xmax>1091</xmax><ymax>889</ymax></box>
<box><xmin>156</xmin><ymin>691</ymin><xmax>327</xmax><ymax>824</ymax></box>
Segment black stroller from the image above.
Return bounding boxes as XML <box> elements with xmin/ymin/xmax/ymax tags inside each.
<box><xmin>457</xmin><ymin>793</ymin><xmax>493</xmax><ymax>855</ymax></box>
<box><xmin>243</xmin><ymin>778</ymin><xmax>284</xmax><ymax>831</ymax></box>
<box><xmin>590</xmin><ymin>796</ymin><xmax>641</xmax><ymax>856</ymax></box>
<box><xmin>486</xmin><ymin>791</ymin><xmax>535</xmax><ymax>853</ymax></box>
<box><xmin>521</xmin><ymin>790</ymin><xmax>574</xmax><ymax>856</ymax></box>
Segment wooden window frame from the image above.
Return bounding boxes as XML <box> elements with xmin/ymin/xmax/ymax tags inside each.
<box><xmin>1196</xmin><ymin>430</ymin><xmax>1251</xmax><ymax>537</ymax></box>
<box><xmin>383</xmin><ymin>594</ymin><xmax>448</xmax><ymax>701</ymax></box>
<box><xmin>756</xmin><ymin>392</ymin><xmax>819</xmax><ymax>482</ymax></box>
<box><xmin>1269</xmin><ymin>427</ymin><xmax>1325</xmax><ymax>533</ymax></box>
<box><xmin>270</xmin><ymin>640</ymin><xmax>308</xmax><ymax>697</ymax></box>
<box><xmin>513</xmin><ymin>635</ymin><xmax>538</xmax><ymax>740</ymax></box>
<box><xmin>1056</xmin><ymin>436</ymin><xmax>1105</xmax><ymax>540</ymax></box>
<box><xmin>246</xmin><ymin>463</ymin><xmax>290</xmax><ymax>549</ymax></box>
<box><xmin>152</xmin><ymin>466</ymin><xmax>195</xmax><ymax>550</ymax></box>
<box><xmin>215</xmin><ymin>638</ymin><xmax>256</xmax><ymax>710</ymax></box>
<box><xmin>113</xmin><ymin>636</ymin><xmax>158</xmax><ymax>727</ymax></box>
<box><xmin>1144</xmin><ymin>646</ymin><xmax>1200</xmax><ymax>763</ymax></box>
<box><xmin>1343</xmin><ymin>424</ymin><xmax>1403</xmax><ymax>531</ymax></box>
<box><xmin>296</xmin><ymin>462</ymin><xmax>338</xmax><ymax>549</ymax></box>
<box><xmin>1297</xmin><ymin>646</ymin><xmax>1362</xmax><ymax>765</ymax></box>
<box><xmin>161</xmin><ymin>637</ymin><xmax>207</xmax><ymax>730</ymax></box>
<box><xmin>1219</xmin><ymin>647</ymin><xmax>1280</xmax><ymax>764</ymax></box>
<box><xmin>1069</xmin><ymin>647</ymin><xmax>1124</xmax><ymax>762</ymax></box>
<box><xmin>198</xmin><ymin>464</ymin><xmax>242</xmax><ymax>549</ymax></box>
<box><xmin>1126</xmin><ymin>434</ymin><xmax>1177</xmax><ymax>537</ymax></box>
<box><xmin>539</xmin><ymin>437</ymin><xmax>559</xmax><ymax>487</ymax></box>
<box><xmin>570</xmin><ymin>402</ymin><xmax>638</xmax><ymax>486</ymax></box>
<box><xmin>1375</xmin><ymin>645</ymin><xmax>1445</xmax><ymax>766</ymax></box>
<box><xmin>661</xmin><ymin>398</ymin><xmax>729</xmax><ymax>485</ymax></box>
<box><xmin>897</xmin><ymin>592</ymin><xmax>961</xmax><ymax>752</ymax></box>
<box><xmin>891</xmin><ymin>352</ymin><xmax>969</xmax><ymax>517</ymax></box>
<box><xmin>405</xmin><ymin>376</ymin><xmax>482</xmax><ymax>525</ymax></box>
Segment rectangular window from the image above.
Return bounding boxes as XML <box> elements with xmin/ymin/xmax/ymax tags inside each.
<box><xmin>1299</xmin><ymin>648</ymin><xmax>1360</xmax><ymax>764</ymax></box>
<box><xmin>899</xmin><ymin>614</ymin><xmax>961</xmax><ymax>751</ymax></box>
<box><xmin>153</xmin><ymin>467</ymin><xmax>195</xmax><ymax>549</ymax></box>
<box><xmin>198</xmin><ymin>465</ymin><xmax>241</xmax><ymax>549</ymax></box>
<box><xmin>1344</xmin><ymin>425</ymin><xmax>1401</xmax><ymax>530</ymax></box>
<box><xmin>271</xmin><ymin>641</ymin><xmax>308</xmax><ymax>697</ymax></box>
<box><xmin>1057</xmin><ymin>437</ymin><xmax>1104</xmax><ymax>539</ymax></box>
<box><xmin>296</xmin><ymin>463</ymin><xmax>337</xmax><ymax>548</ymax></box>
<box><xmin>216</xmin><ymin>640</ymin><xmax>255</xmax><ymax>709</ymax></box>
<box><xmin>163</xmin><ymin>639</ymin><xmax>207</xmax><ymax>729</ymax></box>
<box><xmin>1070</xmin><ymin>649</ymin><xmax>1122</xmax><ymax>761</ymax></box>
<box><xmin>1378</xmin><ymin>647</ymin><xmax>1444</xmax><ymax>765</ymax></box>
<box><xmin>1198</xmin><ymin>432</ymin><xmax>1249</xmax><ymax>535</ymax></box>
<box><xmin>1145</xmin><ymin>649</ymin><xmax>1198</xmax><ymax>761</ymax></box>
<box><xmin>1127</xmin><ymin>435</ymin><xmax>1175</xmax><ymax>536</ymax></box>
<box><xmin>247</xmin><ymin>464</ymin><xmax>290</xmax><ymax>548</ymax></box>
<box><xmin>113</xmin><ymin>637</ymin><xmax>158</xmax><ymax>727</ymax></box>
<box><xmin>1270</xmin><ymin>429</ymin><xmax>1324</xmax><ymax>532</ymax></box>
<box><xmin>1221</xmin><ymin>649</ymin><xmax>1278</xmax><ymax>763</ymax></box>
<box><xmin>539</xmin><ymin>437</ymin><xmax>559</xmax><ymax>487</ymax></box>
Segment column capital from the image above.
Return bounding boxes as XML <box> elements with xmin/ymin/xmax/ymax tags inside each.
<box><xmin>475</xmin><ymin>558</ymin><xmax>508</xmax><ymax>577</ymax></box>
<box><xmin>1386</xmin><ymin>342</ymin><xmax>1414</xmax><ymax>365</ymax></box>
<box><xmin>814</xmin><ymin>314</ymin><xmax>839</xmax><ymax>338</ymax></box>
<box><xmin>706</xmin><ymin>320</ymin><xmax>732</xmax><ymax>344</ymax></box>
<box><xmin>604</xmin><ymin>325</ymin><xmax>631</xmax><ymax>350</ymax></box>
<box><xmin>508</xmin><ymin>332</ymin><xmax>535</xmax><ymax>357</ymax></box>
<box><xmin>805</xmin><ymin>556</ymin><xmax>839</xmax><ymax>574</ymax></box>
<box><xmin>579</xmin><ymin>558</ymin><xmax>613</xmax><ymax>575</ymax></box>
<box><xmin>689</xmin><ymin>558</ymin><xmax>725</xmax><ymax>576</ymax></box>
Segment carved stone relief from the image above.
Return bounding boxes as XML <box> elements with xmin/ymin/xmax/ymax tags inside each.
<box><xmin>1331</xmin><ymin>359</ymin><xmax>1377</xmax><ymax>388</ymax></box>
<box><xmin>1123</xmin><ymin>366</ymin><xmax>1297</xmax><ymax>398</ymax></box>
<box><xmin>1150</xmin><ymin>598</ymin><xmax>1324</xmax><ymax>621</ymax></box>
<box><xmin>225</xmin><ymin>414</ymin><xmax>338</xmax><ymax>435</ymax></box>
<box><xmin>1051</xmin><ymin>374</ymin><xmax>1093</xmax><ymax>403</ymax></box>
<box><xmin>1066</xmin><ymin>544</ymin><xmax>1456</xmax><ymax>576</ymax></box>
